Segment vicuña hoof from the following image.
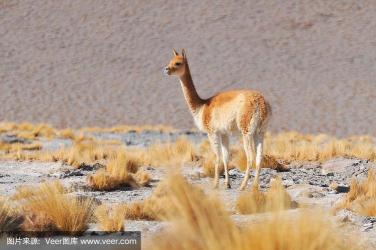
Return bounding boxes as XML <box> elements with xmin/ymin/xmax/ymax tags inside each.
<box><xmin>239</xmin><ymin>184</ymin><xmax>246</xmax><ymax>191</ymax></box>
<box><xmin>225</xmin><ymin>182</ymin><xmax>231</xmax><ymax>189</ymax></box>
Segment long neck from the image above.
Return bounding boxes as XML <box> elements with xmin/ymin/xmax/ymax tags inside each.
<box><xmin>179</xmin><ymin>60</ymin><xmax>203</xmax><ymax>113</ymax></box>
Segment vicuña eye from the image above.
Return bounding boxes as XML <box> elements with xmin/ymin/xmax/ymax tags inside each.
<box><xmin>175</xmin><ymin>62</ymin><xmax>182</xmax><ymax>66</ymax></box>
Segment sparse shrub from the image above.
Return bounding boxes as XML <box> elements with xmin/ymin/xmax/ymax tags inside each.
<box><xmin>147</xmin><ymin>173</ymin><xmax>351</xmax><ymax>250</ymax></box>
<box><xmin>88</xmin><ymin>151</ymin><xmax>150</xmax><ymax>191</ymax></box>
<box><xmin>15</xmin><ymin>123</ymin><xmax>56</xmax><ymax>139</ymax></box>
<box><xmin>80</xmin><ymin>124</ymin><xmax>174</xmax><ymax>133</ymax></box>
<box><xmin>14</xmin><ymin>181</ymin><xmax>94</xmax><ymax>235</ymax></box>
<box><xmin>122</xmin><ymin>178</ymin><xmax>177</xmax><ymax>221</ymax></box>
<box><xmin>94</xmin><ymin>204</ymin><xmax>125</xmax><ymax>232</ymax></box>
<box><xmin>44</xmin><ymin>139</ymin><xmax>121</xmax><ymax>168</ymax></box>
<box><xmin>264</xmin><ymin>132</ymin><xmax>376</xmax><ymax>163</ymax></box>
<box><xmin>0</xmin><ymin>198</ymin><xmax>23</xmax><ymax>233</ymax></box>
<box><xmin>335</xmin><ymin>169</ymin><xmax>376</xmax><ymax>216</ymax></box>
<box><xmin>58</xmin><ymin>128</ymin><xmax>76</xmax><ymax>139</ymax></box>
<box><xmin>141</xmin><ymin>137</ymin><xmax>196</xmax><ymax>167</ymax></box>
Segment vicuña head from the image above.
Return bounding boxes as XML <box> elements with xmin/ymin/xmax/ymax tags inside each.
<box><xmin>164</xmin><ymin>49</ymin><xmax>187</xmax><ymax>77</ymax></box>
<box><xmin>164</xmin><ymin>49</ymin><xmax>272</xmax><ymax>191</ymax></box>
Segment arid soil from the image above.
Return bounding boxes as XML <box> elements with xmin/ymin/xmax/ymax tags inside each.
<box><xmin>0</xmin><ymin>130</ymin><xmax>376</xmax><ymax>248</ymax></box>
<box><xmin>1</xmin><ymin>1</ymin><xmax>376</xmax><ymax>137</ymax></box>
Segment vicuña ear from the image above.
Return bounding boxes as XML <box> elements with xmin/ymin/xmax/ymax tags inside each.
<box><xmin>173</xmin><ymin>49</ymin><xmax>179</xmax><ymax>56</ymax></box>
<box><xmin>182</xmin><ymin>49</ymin><xmax>186</xmax><ymax>58</ymax></box>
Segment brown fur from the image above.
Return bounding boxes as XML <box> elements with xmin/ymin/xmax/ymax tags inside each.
<box><xmin>202</xmin><ymin>90</ymin><xmax>270</xmax><ymax>134</ymax></box>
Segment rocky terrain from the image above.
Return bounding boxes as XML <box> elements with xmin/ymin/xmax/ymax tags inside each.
<box><xmin>0</xmin><ymin>130</ymin><xmax>376</xmax><ymax>248</ymax></box>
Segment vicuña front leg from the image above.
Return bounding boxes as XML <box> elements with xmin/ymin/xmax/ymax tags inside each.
<box><xmin>252</xmin><ymin>133</ymin><xmax>264</xmax><ymax>188</ymax></box>
<box><xmin>239</xmin><ymin>134</ymin><xmax>255</xmax><ymax>190</ymax></box>
<box><xmin>209</xmin><ymin>133</ymin><xmax>222</xmax><ymax>189</ymax></box>
<box><xmin>221</xmin><ymin>134</ymin><xmax>231</xmax><ymax>189</ymax></box>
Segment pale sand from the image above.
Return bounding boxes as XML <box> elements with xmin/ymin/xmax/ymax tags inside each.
<box><xmin>1</xmin><ymin>1</ymin><xmax>375</xmax><ymax>136</ymax></box>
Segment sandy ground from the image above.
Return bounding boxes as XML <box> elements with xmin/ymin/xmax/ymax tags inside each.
<box><xmin>0</xmin><ymin>130</ymin><xmax>376</xmax><ymax>248</ymax></box>
<box><xmin>1</xmin><ymin>1</ymin><xmax>376</xmax><ymax>137</ymax></box>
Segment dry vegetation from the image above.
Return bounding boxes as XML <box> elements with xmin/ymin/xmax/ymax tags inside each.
<box><xmin>0</xmin><ymin>123</ymin><xmax>374</xmax><ymax>246</ymax></box>
<box><xmin>0</xmin><ymin>122</ymin><xmax>375</xmax><ymax>170</ymax></box>
<box><xmin>264</xmin><ymin>132</ymin><xmax>376</xmax><ymax>163</ymax></box>
<box><xmin>80</xmin><ymin>124</ymin><xmax>174</xmax><ymax>133</ymax></box>
<box><xmin>0</xmin><ymin>197</ymin><xmax>23</xmax><ymax>232</ymax></box>
<box><xmin>1</xmin><ymin>137</ymin><xmax>122</xmax><ymax>166</ymax></box>
<box><xmin>236</xmin><ymin>178</ymin><xmax>295</xmax><ymax>214</ymax></box>
<box><xmin>335</xmin><ymin>169</ymin><xmax>376</xmax><ymax>216</ymax></box>
<box><xmin>147</xmin><ymin>173</ymin><xmax>354</xmax><ymax>250</ymax></box>
<box><xmin>43</xmin><ymin>139</ymin><xmax>121</xmax><ymax>168</ymax></box>
<box><xmin>118</xmin><ymin>179</ymin><xmax>175</xmax><ymax>221</ymax></box>
<box><xmin>138</xmin><ymin>137</ymin><xmax>196</xmax><ymax>167</ymax></box>
<box><xmin>94</xmin><ymin>204</ymin><xmax>126</xmax><ymax>232</ymax></box>
<box><xmin>88</xmin><ymin>151</ymin><xmax>150</xmax><ymax>191</ymax></box>
<box><xmin>12</xmin><ymin>181</ymin><xmax>94</xmax><ymax>235</ymax></box>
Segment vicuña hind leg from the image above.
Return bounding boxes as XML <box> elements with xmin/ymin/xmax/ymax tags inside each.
<box><xmin>239</xmin><ymin>134</ymin><xmax>255</xmax><ymax>190</ymax></box>
<box><xmin>252</xmin><ymin>132</ymin><xmax>264</xmax><ymax>188</ymax></box>
<box><xmin>208</xmin><ymin>133</ymin><xmax>222</xmax><ymax>189</ymax></box>
<box><xmin>221</xmin><ymin>134</ymin><xmax>231</xmax><ymax>189</ymax></box>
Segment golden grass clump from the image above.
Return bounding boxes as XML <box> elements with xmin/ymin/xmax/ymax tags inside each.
<box><xmin>0</xmin><ymin>122</ymin><xmax>57</xmax><ymax>140</ymax></box>
<box><xmin>140</xmin><ymin>137</ymin><xmax>196</xmax><ymax>167</ymax></box>
<box><xmin>236</xmin><ymin>178</ymin><xmax>294</xmax><ymax>214</ymax></box>
<box><xmin>88</xmin><ymin>151</ymin><xmax>150</xmax><ymax>191</ymax></box>
<box><xmin>121</xmin><ymin>178</ymin><xmax>178</xmax><ymax>221</ymax></box>
<box><xmin>57</xmin><ymin>128</ymin><xmax>76</xmax><ymax>139</ymax></box>
<box><xmin>0</xmin><ymin>142</ymin><xmax>43</xmax><ymax>161</ymax></box>
<box><xmin>1</xmin><ymin>122</ymin><xmax>375</xmax><ymax>167</ymax></box>
<box><xmin>147</xmin><ymin>173</ymin><xmax>351</xmax><ymax>250</ymax></box>
<box><xmin>0</xmin><ymin>122</ymin><xmax>78</xmax><ymax>140</ymax></box>
<box><xmin>94</xmin><ymin>204</ymin><xmax>126</xmax><ymax>232</ymax></box>
<box><xmin>41</xmin><ymin>139</ymin><xmax>121</xmax><ymax>168</ymax></box>
<box><xmin>13</xmin><ymin>181</ymin><xmax>93</xmax><ymax>235</ymax></box>
<box><xmin>0</xmin><ymin>197</ymin><xmax>23</xmax><ymax>232</ymax></box>
<box><xmin>80</xmin><ymin>124</ymin><xmax>175</xmax><ymax>133</ymax></box>
<box><xmin>334</xmin><ymin>169</ymin><xmax>376</xmax><ymax>216</ymax></box>
<box><xmin>264</xmin><ymin>131</ymin><xmax>376</xmax><ymax>163</ymax></box>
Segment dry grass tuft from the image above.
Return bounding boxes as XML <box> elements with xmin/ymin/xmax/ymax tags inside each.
<box><xmin>264</xmin><ymin>132</ymin><xmax>376</xmax><ymax>163</ymax></box>
<box><xmin>13</xmin><ymin>181</ymin><xmax>93</xmax><ymax>235</ymax></box>
<box><xmin>80</xmin><ymin>124</ymin><xmax>175</xmax><ymax>133</ymax></box>
<box><xmin>94</xmin><ymin>204</ymin><xmax>126</xmax><ymax>232</ymax></box>
<box><xmin>236</xmin><ymin>178</ymin><xmax>294</xmax><ymax>214</ymax></box>
<box><xmin>334</xmin><ymin>169</ymin><xmax>376</xmax><ymax>216</ymax></box>
<box><xmin>121</xmin><ymin>178</ymin><xmax>177</xmax><ymax>221</ymax></box>
<box><xmin>88</xmin><ymin>151</ymin><xmax>150</xmax><ymax>191</ymax></box>
<box><xmin>140</xmin><ymin>137</ymin><xmax>196</xmax><ymax>167</ymax></box>
<box><xmin>57</xmin><ymin>128</ymin><xmax>76</xmax><ymax>140</ymax></box>
<box><xmin>147</xmin><ymin>173</ymin><xmax>351</xmax><ymax>250</ymax></box>
<box><xmin>1</xmin><ymin>122</ymin><xmax>375</xmax><ymax>172</ymax></box>
<box><xmin>0</xmin><ymin>122</ymin><xmax>57</xmax><ymax>139</ymax></box>
<box><xmin>0</xmin><ymin>142</ymin><xmax>43</xmax><ymax>161</ymax></box>
<box><xmin>41</xmin><ymin>139</ymin><xmax>121</xmax><ymax>168</ymax></box>
<box><xmin>0</xmin><ymin>197</ymin><xmax>23</xmax><ymax>232</ymax></box>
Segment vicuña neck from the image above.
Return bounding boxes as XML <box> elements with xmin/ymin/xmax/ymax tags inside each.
<box><xmin>179</xmin><ymin>60</ymin><xmax>204</xmax><ymax>113</ymax></box>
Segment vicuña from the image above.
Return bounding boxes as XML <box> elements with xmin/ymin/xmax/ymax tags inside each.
<box><xmin>164</xmin><ymin>49</ymin><xmax>271</xmax><ymax>190</ymax></box>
